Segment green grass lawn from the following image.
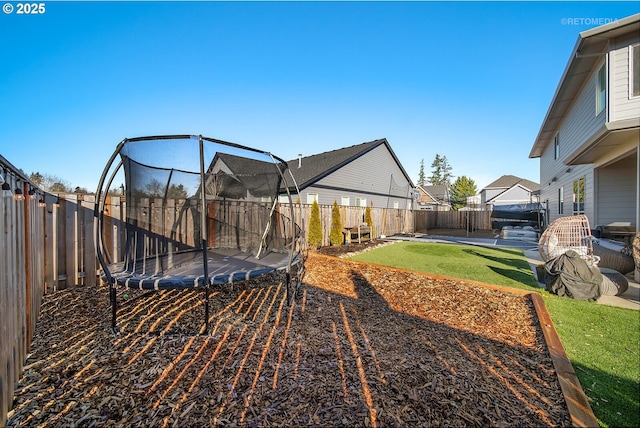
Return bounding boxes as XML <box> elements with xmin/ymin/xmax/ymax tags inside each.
<box><xmin>351</xmin><ymin>241</ymin><xmax>640</xmax><ymax>428</ymax></box>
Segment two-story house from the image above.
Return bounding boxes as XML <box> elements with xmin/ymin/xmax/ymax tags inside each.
<box><xmin>529</xmin><ymin>14</ymin><xmax>639</xmax><ymax>232</ymax></box>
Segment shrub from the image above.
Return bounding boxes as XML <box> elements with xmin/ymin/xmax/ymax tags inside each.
<box><xmin>329</xmin><ymin>201</ymin><xmax>343</xmax><ymax>246</ymax></box>
<box><xmin>364</xmin><ymin>205</ymin><xmax>374</xmax><ymax>237</ymax></box>
<box><xmin>307</xmin><ymin>199</ymin><xmax>323</xmax><ymax>248</ymax></box>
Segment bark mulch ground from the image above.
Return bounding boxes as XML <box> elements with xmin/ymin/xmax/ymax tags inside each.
<box><xmin>8</xmin><ymin>249</ymin><xmax>570</xmax><ymax>427</ymax></box>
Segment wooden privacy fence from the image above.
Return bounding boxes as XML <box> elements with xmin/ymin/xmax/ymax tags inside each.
<box><xmin>0</xmin><ymin>161</ymin><xmax>46</xmax><ymax>428</ymax></box>
<box><xmin>40</xmin><ymin>197</ymin><xmax>423</xmax><ymax>288</ymax></box>
<box><xmin>414</xmin><ymin>210</ymin><xmax>492</xmax><ymax>233</ymax></box>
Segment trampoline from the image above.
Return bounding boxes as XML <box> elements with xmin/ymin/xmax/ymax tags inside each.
<box><xmin>95</xmin><ymin>135</ymin><xmax>306</xmax><ymax>333</ymax></box>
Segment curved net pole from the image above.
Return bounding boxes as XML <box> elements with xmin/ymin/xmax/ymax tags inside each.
<box><xmin>94</xmin><ymin>138</ymin><xmax>126</xmax><ymax>333</ymax></box>
<box><xmin>268</xmin><ymin>153</ymin><xmax>306</xmax><ymax>304</ymax></box>
<box><xmin>256</xmin><ymin>198</ymin><xmax>279</xmax><ymax>259</ymax></box>
<box><xmin>199</xmin><ymin>136</ymin><xmax>210</xmax><ymax>333</ymax></box>
<box><xmin>99</xmin><ymin>159</ymin><xmax>123</xmax><ymax>266</ymax></box>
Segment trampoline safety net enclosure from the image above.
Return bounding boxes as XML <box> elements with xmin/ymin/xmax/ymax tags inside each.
<box><xmin>95</xmin><ymin>135</ymin><xmax>306</xmax><ymax>332</ymax></box>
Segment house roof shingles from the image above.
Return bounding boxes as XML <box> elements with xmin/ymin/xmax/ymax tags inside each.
<box><xmin>483</xmin><ymin>175</ymin><xmax>540</xmax><ymax>192</ymax></box>
<box><xmin>420</xmin><ymin>185</ymin><xmax>449</xmax><ymax>203</ymax></box>
<box><xmin>285</xmin><ymin>138</ymin><xmax>413</xmax><ymax>190</ymax></box>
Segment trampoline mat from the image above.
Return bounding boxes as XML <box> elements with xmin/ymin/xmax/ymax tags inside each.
<box><xmin>108</xmin><ymin>248</ymin><xmax>293</xmax><ymax>290</ymax></box>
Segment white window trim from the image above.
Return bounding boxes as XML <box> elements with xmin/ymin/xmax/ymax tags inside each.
<box><xmin>554</xmin><ymin>133</ymin><xmax>560</xmax><ymax>160</ymax></box>
<box><xmin>572</xmin><ymin>177</ymin><xmax>586</xmax><ymax>215</ymax></box>
<box><xmin>595</xmin><ymin>61</ymin><xmax>607</xmax><ymax>116</ymax></box>
<box><xmin>630</xmin><ymin>44</ymin><xmax>640</xmax><ymax>99</ymax></box>
<box><xmin>306</xmin><ymin>193</ymin><xmax>318</xmax><ymax>204</ymax></box>
<box><xmin>341</xmin><ymin>196</ymin><xmax>350</xmax><ymax>206</ymax></box>
<box><xmin>558</xmin><ymin>186</ymin><xmax>564</xmax><ymax>215</ymax></box>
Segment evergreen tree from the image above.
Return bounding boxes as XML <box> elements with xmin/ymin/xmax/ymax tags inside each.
<box><xmin>417</xmin><ymin>159</ymin><xmax>426</xmax><ymax>187</ymax></box>
<box><xmin>428</xmin><ymin>154</ymin><xmax>453</xmax><ymax>186</ymax></box>
<box><xmin>329</xmin><ymin>200</ymin><xmax>343</xmax><ymax>246</ymax></box>
<box><xmin>166</xmin><ymin>183</ymin><xmax>188</xmax><ymax>199</ymax></box>
<box><xmin>449</xmin><ymin>175</ymin><xmax>478</xmax><ymax>210</ymax></box>
<box><xmin>364</xmin><ymin>205</ymin><xmax>374</xmax><ymax>238</ymax></box>
<box><xmin>29</xmin><ymin>171</ymin><xmax>71</xmax><ymax>193</ymax></box>
<box><xmin>307</xmin><ymin>199</ymin><xmax>323</xmax><ymax>248</ymax></box>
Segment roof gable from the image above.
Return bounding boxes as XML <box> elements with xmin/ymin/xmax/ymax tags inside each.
<box><xmin>486</xmin><ymin>183</ymin><xmax>537</xmax><ymax>204</ymax></box>
<box><xmin>287</xmin><ymin>138</ymin><xmax>414</xmax><ymax>190</ymax></box>
<box><xmin>420</xmin><ymin>185</ymin><xmax>449</xmax><ymax>203</ymax></box>
<box><xmin>483</xmin><ymin>175</ymin><xmax>539</xmax><ymax>192</ymax></box>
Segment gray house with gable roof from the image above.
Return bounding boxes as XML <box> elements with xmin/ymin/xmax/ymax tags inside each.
<box><xmin>285</xmin><ymin>138</ymin><xmax>415</xmax><ymax>210</ymax></box>
<box><xmin>480</xmin><ymin>175</ymin><xmax>541</xmax><ymax>209</ymax></box>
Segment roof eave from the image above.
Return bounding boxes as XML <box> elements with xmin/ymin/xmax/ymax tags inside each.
<box><xmin>529</xmin><ymin>14</ymin><xmax>640</xmax><ymax>159</ymax></box>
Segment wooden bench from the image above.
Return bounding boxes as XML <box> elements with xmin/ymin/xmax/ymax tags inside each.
<box><xmin>346</xmin><ymin>225</ymin><xmax>371</xmax><ymax>244</ymax></box>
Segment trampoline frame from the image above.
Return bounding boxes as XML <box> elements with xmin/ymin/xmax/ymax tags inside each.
<box><xmin>95</xmin><ymin>135</ymin><xmax>306</xmax><ymax>333</ymax></box>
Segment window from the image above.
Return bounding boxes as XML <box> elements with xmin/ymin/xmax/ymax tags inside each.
<box><xmin>306</xmin><ymin>193</ymin><xmax>318</xmax><ymax>204</ymax></box>
<box><xmin>341</xmin><ymin>196</ymin><xmax>350</xmax><ymax>206</ymax></box>
<box><xmin>631</xmin><ymin>44</ymin><xmax>640</xmax><ymax>98</ymax></box>
<box><xmin>261</xmin><ymin>196</ymin><xmax>272</xmax><ymax>203</ymax></box>
<box><xmin>355</xmin><ymin>197</ymin><xmax>367</xmax><ymax>207</ymax></box>
<box><xmin>596</xmin><ymin>62</ymin><xmax>606</xmax><ymax>115</ymax></box>
<box><xmin>393</xmin><ymin>201</ymin><xmax>399</xmax><ymax>209</ymax></box>
<box><xmin>554</xmin><ymin>134</ymin><xmax>560</xmax><ymax>160</ymax></box>
<box><xmin>558</xmin><ymin>187</ymin><xmax>564</xmax><ymax>215</ymax></box>
<box><xmin>573</xmin><ymin>177</ymin><xmax>585</xmax><ymax>214</ymax></box>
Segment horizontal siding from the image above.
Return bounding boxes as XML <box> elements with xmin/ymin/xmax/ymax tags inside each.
<box><xmin>596</xmin><ymin>154</ymin><xmax>637</xmax><ymax>226</ymax></box>
<box><xmin>610</xmin><ymin>38</ymin><xmax>640</xmax><ymax>121</ymax></box>
<box><xmin>539</xmin><ymin>58</ymin><xmax>605</xmax><ymax>223</ymax></box>
<box><xmin>540</xmin><ymin>75</ymin><xmax>604</xmax><ymax>184</ymax></box>
<box><xmin>310</xmin><ymin>144</ymin><xmax>413</xmax><ymax>209</ymax></box>
<box><xmin>482</xmin><ymin>188</ymin><xmax>503</xmax><ymax>203</ymax></box>
<box><xmin>491</xmin><ymin>186</ymin><xmax>535</xmax><ymax>205</ymax></box>
<box><xmin>542</xmin><ymin>165</ymin><xmax>594</xmax><ymax>226</ymax></box>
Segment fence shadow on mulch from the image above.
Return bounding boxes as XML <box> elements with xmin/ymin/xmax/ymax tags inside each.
<box><xmin>9</xmin><ymin>259</ymin><xmax>572</xmax><ymax>427</ymax></box>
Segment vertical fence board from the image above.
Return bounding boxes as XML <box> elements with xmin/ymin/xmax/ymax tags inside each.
<box><xmin>82</xmin><ymin>196</ymin><xmax>97</xmax><ymax>286</ymax></box>
<box><xmin>65</xmin><ymin>194</ymin><xmax>78</xmax><ymax>286</ymax></box>
<box><xmin>0</xmin><ymin>186</ymin><xmax>11</xmax><ymax>427</ymax></box>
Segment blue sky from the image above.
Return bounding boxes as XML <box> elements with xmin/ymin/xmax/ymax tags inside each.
<box><xmin>1</xmin><ymin>1</ymin><xmax>638</xmax><ymax>192</ymax></box>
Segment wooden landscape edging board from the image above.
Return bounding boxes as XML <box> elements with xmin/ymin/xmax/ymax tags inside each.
<box><xmin>310</xmin><ymin>253</ymin><xmax>599</xmax><ymax>427</ymax></box>
<box><xmin>529</xmin><ymin>293</ymin><xmax>600</xmax><ymax>428</ymax></box>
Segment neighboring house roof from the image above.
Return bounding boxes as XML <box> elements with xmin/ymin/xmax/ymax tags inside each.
<box><xmin>529</xmin><ymin>14</ymin><xmax>640</xmax><ymax>159</ymax></box>
<box><xmin>420</xmin><ymin>185</ymin><xmax>450</xmax><ymax>204</ymax></box>
<box><xmin>482</xmin><ymin>175</ymin><xmax>540</xmax><ymax>192</ymax></box>
<box><xmin>415</xmin><ymin>187</ymin><xmax>436</xmax><ymax>204</ymax></box>
<box><xmin>208</xmin><ymin>152</ymin><xmax>283</xmax><ymax>198</ymax></box>
<box><xmin>286</xmin><ymin>138</ymin><xmax>414</xmax><ymax>190</ymax></box>
<box><xmin>481</xmin><ymin>175</ymin><xmax>540</xmax><ymax>204</ymax></box>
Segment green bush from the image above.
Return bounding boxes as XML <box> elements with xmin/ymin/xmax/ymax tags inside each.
<box><xmin>364</xmin><ymin>205</ymin><xmax>374</xmax><ymax>237</ymax></box>
<box><xmin>307</xmin><ymin>199</ymin><xmax>323</xmax><ymax>248</ymax></box>
<box><xmin>330</xmin><ymin>201</ymin><xmax>343</xmax><ymax>246</ymax></box>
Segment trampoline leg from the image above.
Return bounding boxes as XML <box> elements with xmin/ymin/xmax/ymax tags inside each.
<box><xmin>285</xmin><ymin>272</ymin><xmax>292</xmax><ymax>305</ymax></box>
<box><xmin>205</xmin><ymin>286</ymin><xmax>210</xmax><ymax>334</ymax></box>
<box><xmin>110</xmin><ymin>285</ymin><xmax>118</xmax><ymax>334</ymax></box>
